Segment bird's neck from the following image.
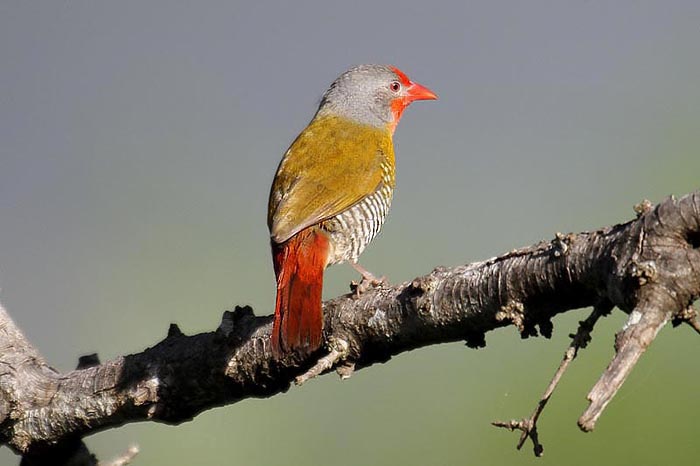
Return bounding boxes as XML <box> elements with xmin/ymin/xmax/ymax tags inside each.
<box><xmin>314</xmin><ymin>101</ymin><xmax>396</xmax><ymax>134</ymax></box>
<box><xmin>305</xmin><ymin>114</ymin><xmax>395</xmax><ymax>144</ymax></box>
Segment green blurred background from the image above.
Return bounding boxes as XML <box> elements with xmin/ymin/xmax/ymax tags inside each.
<box><xmin>1</xmin><ymin>1</ymin><xmax>699</xmax><ymax>465</ymax></box>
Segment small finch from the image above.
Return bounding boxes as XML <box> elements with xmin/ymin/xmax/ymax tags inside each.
<box><xmin>268</xmin><ymin>64</ymin><xmax>437</xmax><ymax>355</ymax></box>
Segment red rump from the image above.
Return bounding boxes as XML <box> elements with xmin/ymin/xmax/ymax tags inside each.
<box><xmin>271</xmin><ymin>227</ymin><xmax>329</xmax><ymax>356</ymax></box>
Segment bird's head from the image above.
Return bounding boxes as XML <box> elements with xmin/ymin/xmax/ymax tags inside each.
<box><xmin>316</xmin><ymin>64</ymin><xmax>437</xmax><ymax>133</ymax></box>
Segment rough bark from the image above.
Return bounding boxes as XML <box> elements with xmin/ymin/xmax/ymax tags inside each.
<box><xmin>1</xmin><ymin>192</ymin><xmax>699</xmax><ymax>464</ymax></box>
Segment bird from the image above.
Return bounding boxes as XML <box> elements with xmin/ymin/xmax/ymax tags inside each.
<box><xmin>267</xmin><ymin>64</ymin><xmax>437</xmax><ymax>356</ymax></box>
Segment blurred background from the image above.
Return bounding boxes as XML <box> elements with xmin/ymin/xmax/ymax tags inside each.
<box><xmin>1</xmin><ymin>1</ymin><xmax>699</xmax><ymax>465</ymax></box>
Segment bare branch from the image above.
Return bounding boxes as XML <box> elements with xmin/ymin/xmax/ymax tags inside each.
<box><xmin>0</xmin><ymin>192</ymin><xmax>698</xmax><ymax>462</ymax></box>
<box><xmin>579</xmin><ymin>303</ymin><xmax>669</xmax><ymax>431</ymax></box>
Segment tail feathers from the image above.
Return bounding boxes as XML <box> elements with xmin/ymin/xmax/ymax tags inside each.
<box><xmin>272</xmin><ymin>228</ymin><xmax>329</xmax><ymax>356</ymax></box>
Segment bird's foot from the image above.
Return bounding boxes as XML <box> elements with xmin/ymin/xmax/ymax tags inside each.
<box><xmin>350</xmin><ymin>263</ymin><xmax>388</xmax><ymax>297</ymax></box>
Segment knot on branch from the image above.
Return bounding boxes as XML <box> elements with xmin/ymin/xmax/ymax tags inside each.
<box><xmin>132</xmin><ymin>377</ymin><xmax>161</xmax><ymax>418</ymax></box>
<box><xmin>629</xmin><ymin>260</ymin><xmax>657</xmax><ymax>286</ymax></box>
<box><xmin>551</xmin><ymin>232</ymin><xmax>575</xmax><ymax>257</ymax></box>
<box><xmin>167</xmin><ymin>324</ymin><xmax>184</xmax><ymax>338</ymax></box>
<box><xmin>496</xmin><ymin>301</ymin><xmax>525</xmax><ymax>332</ymax></box>
<box><xmin>402</xmin><ymin>274</ymin><xmax>438</xmax><ymax>315</ymax></box>
<box><xmin>76</xmin><ymin>354</ymin><xmax>101</xmax><ymax>369</ymax></box>
<box><xmin>464</xmin><ymin>331</ymin><xmax>486</xmax><ymax>349</ymax></box>
<box><xmin>216</xmin><ymin>305</ymin><xmax>256</xmax><ymax>340</ymax></box>
<box><xmin>633</xmin><ymin>199</ymin><xmax>653</xmax><ymax>217</ymax></box>
<box><xmin>495</xmin><ymin>300</ymin><xmax>542</xmax><ymax>338</ymax></box>
<box><xmin>407</xmin><ymin>276</ymin><xmax>432</xmax><ymax>296</ymax></box>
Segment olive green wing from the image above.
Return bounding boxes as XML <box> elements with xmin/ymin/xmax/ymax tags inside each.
<box><xmin>268</xmin><ymin>118</ymin><xmax>392</xmax><ymax>244</ymax></box>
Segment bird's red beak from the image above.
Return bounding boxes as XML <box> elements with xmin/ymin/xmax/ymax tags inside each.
<box><xmin>405</xmin><ymin>81</ymin><xmax>438</xmax><ymax>102</ymax></box>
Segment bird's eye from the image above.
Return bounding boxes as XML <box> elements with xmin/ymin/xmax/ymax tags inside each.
<box><xmin>389</xmin><ymin>81</ymin><xmax>401</xmax><ymax>92</ymax></box>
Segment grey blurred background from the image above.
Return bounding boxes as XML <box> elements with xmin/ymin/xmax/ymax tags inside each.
<box><xmin>1</xmin><ymin>1</ymin><xmax>699</xmax><ymax>465</ymax></box>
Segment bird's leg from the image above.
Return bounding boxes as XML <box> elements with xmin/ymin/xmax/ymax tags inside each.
<box><xmin>350</xmin><ymin>262</ymin><xmax>387</xmax><ymax>296</ymax></box>
<box><xmin>351</xmin><ymin>262</ymin><xmax>387</xmax><ymax>284</ymax></box>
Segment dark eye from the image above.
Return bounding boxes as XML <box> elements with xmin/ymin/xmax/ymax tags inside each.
<box><xmin>389</xmin><ymin>81</ymin><xmax>401</xmax><ymax>92</ymax></box>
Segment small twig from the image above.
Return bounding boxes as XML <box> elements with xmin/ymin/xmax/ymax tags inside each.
<box><xmin>672</xmin><ymin>305</ymin><xmax>700</xmax><ymax>335</ymax></box>
<box><xmin>295</xmin><ymin>338</ymin><xmax>349</xmax><ymax>385</ymax></box>
<box><xmin>100</xmin><ymin>445</ymin><xmax>139</xmax><ymax>466</ymax></box>
<box><xmin>493</xmin><ymin>303</ymin><xmax>610</xmax><ymax>456</ymax></box>
<box><xmin>685</xmin><ymin>316</ymin><xmax>700</xmax><ymax>335</ymax></box>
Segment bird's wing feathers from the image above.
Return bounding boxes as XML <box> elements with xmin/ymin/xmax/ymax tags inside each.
<box><xmin>268</xmin><ymin>116</ymin><xmax>393</xmax><ymax>244</ymax></box>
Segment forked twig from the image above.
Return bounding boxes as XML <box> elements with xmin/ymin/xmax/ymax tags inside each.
<box><xmin>493</xmin><ymin>302</ymin><xmax>611</xmax><ymax>456</ymax></box>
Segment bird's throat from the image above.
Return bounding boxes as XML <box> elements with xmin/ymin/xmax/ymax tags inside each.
<box><xmin>389</xmin><ymin>100</ymin><xmax>407</xmax><ymax>134</ymax></box>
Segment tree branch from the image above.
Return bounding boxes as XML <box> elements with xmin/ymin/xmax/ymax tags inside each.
<box><xmin>1</xmin><ymin>192</ymin><xmax>699</xmax><ymax>463</ymax></box>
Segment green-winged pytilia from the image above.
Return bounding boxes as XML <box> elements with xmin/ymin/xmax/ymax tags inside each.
<box><xmin>268</xmin><ymin>64</ymin><xmax>437</xmax><ymax>355</ymax></box>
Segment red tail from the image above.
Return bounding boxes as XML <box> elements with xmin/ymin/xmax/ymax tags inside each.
<box><xmin>271</xmin><ymin>227</ymin><xmax>329</xmax><ymax>356</ymax></box>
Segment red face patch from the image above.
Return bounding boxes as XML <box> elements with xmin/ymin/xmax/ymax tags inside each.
<box><xmin>390</xmin><ymin>97</ymin><xmax>409</xmax><ymax>131</ymax></box>
<box><xmin>389</xmin><ymin>66</ymin><xmax>412</xmax><ymax>87</ymax></box>
<box><xmin>388</xmin><ymin>66</ymin><xmax>412</xmax><ymax>132</ymax></box>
